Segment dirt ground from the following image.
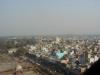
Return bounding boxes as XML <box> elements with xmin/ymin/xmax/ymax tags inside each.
<box><xmin>0</xmin><ymin>54</ymin><xmax>63</xmax><ymax>75</ymax></box>
<box><xmin>0</xmin><ymin>56</ymin><xmax>51</xmax><ymax>75</ymax></box>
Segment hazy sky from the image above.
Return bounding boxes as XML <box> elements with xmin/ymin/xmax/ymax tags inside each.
<box><xmin>0</xmin><ymin>0</ymin><xmax>100</xmax><ymax>36</ymax></box>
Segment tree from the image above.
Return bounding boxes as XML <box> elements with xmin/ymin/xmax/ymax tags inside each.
<box><xmin>14</xmin><ymin>47</ymin><xmax>28</xmax><ymax>57</ymax></box>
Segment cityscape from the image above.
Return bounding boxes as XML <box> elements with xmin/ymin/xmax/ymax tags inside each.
<box><xmin>0</xmin><ymin>35</ymin><xmax>100</xmax><ymax>75</ymax></box>
<box><xmin>0</xmin><ymin>0</ymin><xmax>100</xmax><ymax>75</ymax></box>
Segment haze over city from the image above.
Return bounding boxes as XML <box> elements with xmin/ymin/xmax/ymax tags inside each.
<box><xmin>1</xmin><ymin>1</ymin><xmax>100</xmax><ymax>75</ymax></box>
<box><xmin>0</xmin><ymin>0</ymin><xmax>100</xmax><ymax>36</ymax></box>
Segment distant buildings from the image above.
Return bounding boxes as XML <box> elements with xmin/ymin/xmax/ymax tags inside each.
<box><xmin>8</xmin><ymin>48</ymin><xmax>17</xmax><ymax>54</ymax></box>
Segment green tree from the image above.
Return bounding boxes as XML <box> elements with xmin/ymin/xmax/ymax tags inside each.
<box><xmin>14</xmin><ymin>47</ymin><xmax>28</xmax><ymax>57</ymax></box>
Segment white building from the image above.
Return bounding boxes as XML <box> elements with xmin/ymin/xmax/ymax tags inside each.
<box><xmin>55</xmin><ymin>37</ymin><xmax>61</xmax><ymax>44</ymax></box>
<box><xmin>8</xmin><ymin>48</ymin><xmax>17</xmax><ymax>54</ymax></box>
